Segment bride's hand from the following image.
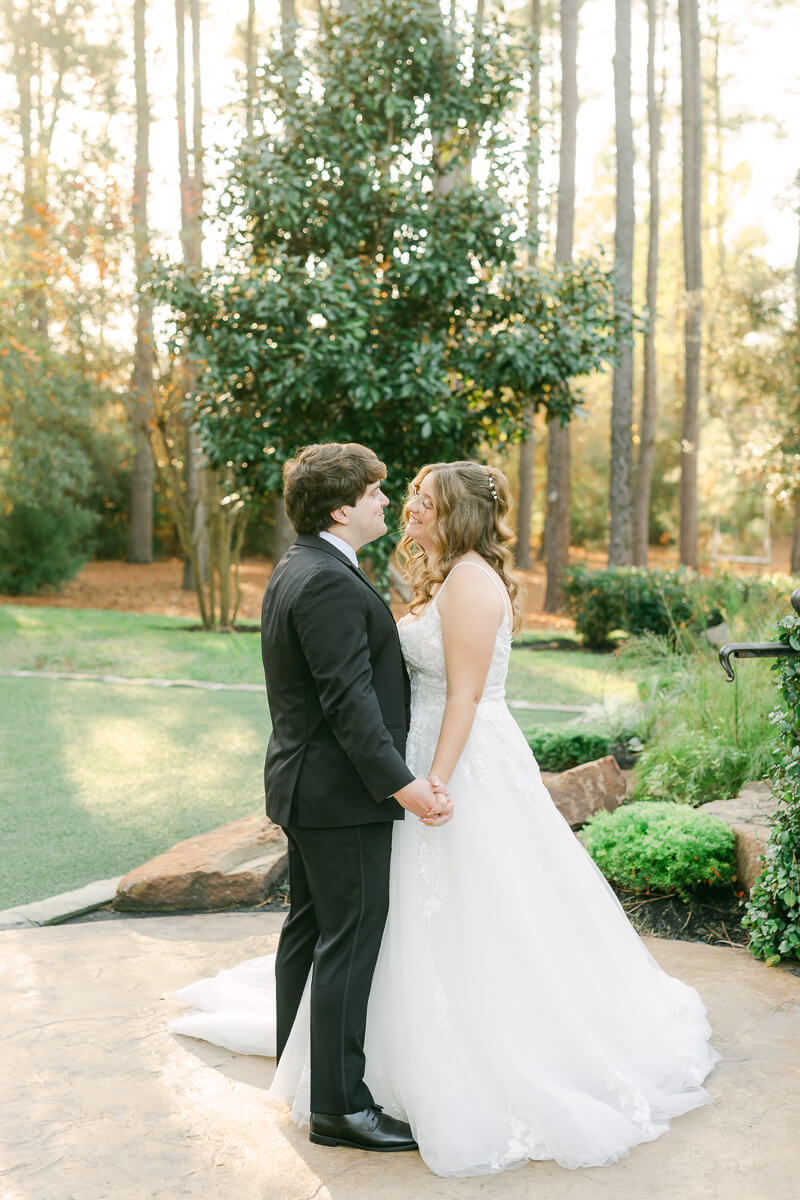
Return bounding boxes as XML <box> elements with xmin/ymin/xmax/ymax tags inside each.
<box><xmin>422</xmin><ymin>776</ymin><xmax>454</xmax><ymax>826</ymax></box>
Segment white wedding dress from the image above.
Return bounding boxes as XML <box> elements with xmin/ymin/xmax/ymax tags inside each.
<box><xmin>172</xmin><ymin>562</ymin><xmax>718</xmax><ymax>1177</ymax></box>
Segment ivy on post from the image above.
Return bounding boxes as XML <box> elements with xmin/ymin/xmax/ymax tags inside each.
<box><xmin>742</xmin><ymin>607</ymin><xmax>800</xmax><ymax>965</ymax></box>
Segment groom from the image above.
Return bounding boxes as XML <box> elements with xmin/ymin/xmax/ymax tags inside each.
<box><xmin>261</xmin><ymin>442</ymin><xmax>452</xmax><ymax>1153</ymax></box>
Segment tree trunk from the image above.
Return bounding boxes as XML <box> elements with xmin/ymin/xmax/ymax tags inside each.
<box><xmin>678</xmin><ymin>0</ymin><xmax>703</xmax><ymax>569</ymax></box>
<box><xmin>608</xmin><ymin>0</ymin><xmax>634</xmax><ymax>567</ymax></box>
<box><xmin>175</xmin><ymin>0</ymin><xmax>207</xmax><ymax>591</ymax></box>
<box><xmin>273</xmin><ymin>497</ymin><xmax>295</xmax><ymax>563</ymax></box>
<box><xmin>791</xmin><ymin>493</ymin><xmax>800</xmax><ymax>576</ymax></box>
<box><xmin>128</xmin><ymin>0</ymin><xmax>154</xmax><ymax>563</ymax></box>
<box><xmin>516</xmin><ymin>0</ymin><xmax>542</xmax><ymax>571</ymax></box>
<box><xmin>632</xmin><ymin>0</ymin><xmax>663</xmax><ymax>567</ymax></box>
<box><xmin>792</xmin><ymin>180</ymin><xmax>800</xmax><ymax>576</ymax></box>
<box><xmin>543</xmin><ymin>0</ymin><xmax>578</xmax><ymax>613</ymax></box>
<box><xmin>245</xmin><ymin>0</ymin><xmax>256</xmax><ymax>139</ymax></box>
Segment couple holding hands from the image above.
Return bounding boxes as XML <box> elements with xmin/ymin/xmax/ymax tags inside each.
<box><xmin>173</xmin><ymin>442</ymin><xmax>717</xmax><ymax>1178</ymax></box>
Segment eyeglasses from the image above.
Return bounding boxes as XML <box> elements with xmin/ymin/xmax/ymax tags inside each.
<box><xmin>410</xmin><ymin>485</ymin><xmax>434</xmax><ymax>513</ymax></box>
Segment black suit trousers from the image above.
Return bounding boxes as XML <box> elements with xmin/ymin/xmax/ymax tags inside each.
<box><xmin>275</xmin><ymin>821</ymin><xmax>394</xmax><ymax>1115</ymax></box>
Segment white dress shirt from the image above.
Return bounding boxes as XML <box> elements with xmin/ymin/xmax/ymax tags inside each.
<box><xmin>318</xmin><ymin>530</ymin><xmax>359</xmax><ymax>569</ymax></box>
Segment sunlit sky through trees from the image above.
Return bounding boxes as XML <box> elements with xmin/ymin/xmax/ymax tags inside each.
<box><xmin>1</xmin><ymin>0</ymin><xmax>798</xmax><ymax>336</ymax></box>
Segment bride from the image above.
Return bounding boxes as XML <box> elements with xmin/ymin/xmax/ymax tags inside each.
<box><xmin>172</xmin><ymin>460</ymin><xmax>718</xmax><ymax>1177</ymax></box>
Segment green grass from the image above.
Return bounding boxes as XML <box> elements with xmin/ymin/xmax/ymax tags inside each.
<box><xmin>0</xmin><ymin>605</ymin><xmax>264</xmax><ymax>685</ymax></box>
<box><xmin>0</xmin><ymin>676</ymin><xmax>269</xmax><ymax>909</ymax></box>
<box><xmin>624</xmin><ymin>616</ymin><xmax>778</xmax><ymax>805</ymax></box>
<box><xmin>0</xmin><ymin>604</ymin><xmax>643</xmax><ymax>908</ymax></box>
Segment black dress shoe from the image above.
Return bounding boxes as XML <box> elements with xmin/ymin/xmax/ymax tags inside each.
<box><xmin>309</xmin><ymin>1105</ymin><xmax>417</xmax><ymax>1152</ymax></box>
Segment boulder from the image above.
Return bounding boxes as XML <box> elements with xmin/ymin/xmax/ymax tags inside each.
<box><xmin>114</xmin><ymin>813</ymin><xmax>287</xmax><ymax>912</ymax></box>
<box><xmin>697</xmin><ymin>780</ymin><xmax>780</xmax><ymax>892</ymax></box>
<box><xmin>543</xmin><ymin>756</ymin><xmax>627</xmax><ymax>829</ymax></box>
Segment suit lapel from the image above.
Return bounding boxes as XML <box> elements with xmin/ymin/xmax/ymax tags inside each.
<box><xmin>294</xmin><ymin>534</ymin><xmax>395</xmax><ymax>616</ymax></box>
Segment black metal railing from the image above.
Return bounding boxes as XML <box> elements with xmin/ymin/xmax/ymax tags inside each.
<box><xmin>718</xmin><ymin>587</ymin><xmax>800</xmax><ymax>682</ymax></box>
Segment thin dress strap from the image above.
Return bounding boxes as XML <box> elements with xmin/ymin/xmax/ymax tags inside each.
<box><xmin>435</xmin><ymin>560</ymin><xmax>513</xmax><ymax>625</ymax></box>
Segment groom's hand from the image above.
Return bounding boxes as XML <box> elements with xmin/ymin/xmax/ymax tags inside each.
<box><xmin>423</xmin><ymin>775</ymin><xmax>454</xmax><ymax>826</ymax></box>
<box><xmin>394</xmin><ymin>777</ymin><xmax>447</xmax><ymax>822</ymax></box>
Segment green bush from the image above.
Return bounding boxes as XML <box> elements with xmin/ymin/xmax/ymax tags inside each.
<box><xmin>0</xmin><ymin>502</ymin><xmax>97</xmax><ymax>595</ymax></box>
<box><xmin>633</xmin><ymin>735</ymin><xmax>755</xmax><ymax>807</ymax></box>
<box><xmin>581</xmin><ymin>800</ymin><xmax>737</xmax><ymax>899</ymax></box>
<box><xmin>527</xmin><ymin>730</ymin><xmax>611</xmax><ymax>771</ymax></box>
<box><xmin>743</xmin><ymin>608</ymin><xmax>800</xmax><ymax>965</ymax></box>
<box><xmin>562</xmin><ymin>565</ymin><xmax>783</xmax><ymax>650</ymax></box>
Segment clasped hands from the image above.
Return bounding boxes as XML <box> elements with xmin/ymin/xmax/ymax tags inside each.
<box><xmin>394</xmin><ymin>775</ymin><xmax>453</xmax><ymax>826</ymax></box>
<box><xmin>422</xmin><ymin>775</ymin><xmax>453</xmax><ymax>826</ymax></box>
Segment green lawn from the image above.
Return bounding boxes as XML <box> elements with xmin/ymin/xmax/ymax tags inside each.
<box><xmin>0</xmin><ymin>605</ymin><xmax>264</xmax><ymax>685</ymax></box>
<box><xmin>0</xmin><ymin>676</ymin><xmax>268</xmax><ymax>909</ymax></box>
<box><xmin>0</xmin><ymin>605</ymin><xmax>641</xmax><ymax>908</ymax></box>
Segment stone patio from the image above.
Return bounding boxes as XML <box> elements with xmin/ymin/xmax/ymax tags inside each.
<box><xmin>1</xmin><ymin>911</ymin><xmax>798</xmax><ymax>1200</ymax></box>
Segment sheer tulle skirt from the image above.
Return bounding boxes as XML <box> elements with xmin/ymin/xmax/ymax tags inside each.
<box><xmin>172</xmin><ymin>695</ymin><xmax>718</xmax><ymax>1177</ymax></box>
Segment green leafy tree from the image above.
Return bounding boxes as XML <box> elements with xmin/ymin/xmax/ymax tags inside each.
<box><xmin>157</xmin><ymin>0</ymin><xmax>626</xmax><ymax>551</ymax></box>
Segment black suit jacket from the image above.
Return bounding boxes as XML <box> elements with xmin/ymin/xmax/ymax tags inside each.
<box><xmin>261</xmin><ymin>534</ymin><xmax>414</xmax><ymax>827</ymax></box>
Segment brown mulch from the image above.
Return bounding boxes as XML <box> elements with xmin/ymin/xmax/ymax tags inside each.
<box><xmin>0</xmin><ymin>556</ymin><xmax>575</xmax><ymax>632</ymax></box>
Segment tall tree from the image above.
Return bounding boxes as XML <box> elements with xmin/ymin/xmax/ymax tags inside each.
<box><xmin>543</xmin><ymin>0</ymin><xmax>578</xmax><ymax>612</ymax></box>
<box><xmin>515</xmin><ymin>0</ymin><xmax>542</xmax><ymax>570</ymax></box>
<box><xmin>791</xmin><ymin>184</ymin><xmax>800</xmax><ymax>575</ymax></box>
<box><xmin>245</xmin><ymin>0</ymin><xmax>257</xmax><ymax>140</ymax></box>
<box><xmin>632</xmin><ymin>0</ymin><xmax>663</xmax><ymax>567</ymax></box>
<box><xmin>678</xmin><ymin>0</ymin><xmax>703</xmax><ymax>568</ymax></box>
<box><xmin>127</xmin><ymin>0</ymin><xmax>154</xmax><ymax>563</ymax></box>
<box><xmin>156</xmin><ymin>0</ymin><xmax>623</xmax><ymax>586</ymax></box>
<box><xmin>608</xmin><ymin>0</ymin><xmax>635</xmax><ymax>566</ymax></box>
<box><xmin>175</xmin><ymin>0</ymin><xmax>206</xmax><ymax>588</ymax></box>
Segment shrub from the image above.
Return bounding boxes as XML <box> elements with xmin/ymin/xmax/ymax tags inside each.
<box><xmin>581</xmin><ymin>800</ymin><xmax>737</xmax><ymax>900</ymax></box>
<box><xmin>633</xmin><ymin>736</ymin><xmax>754</xmax><ymax>807</ymax></box>
<box><xmin>0</xmin><ymin>502</ymin><xmax>97</xmax><ymax>595</ymax></box>
<box><xmin>526</xmin><ymin>730</ymin><xmax>611</xmax><ymax>772</ymax></box>
<box><xmin>562</xmin><ymin>565</ymin><xmax>784</xmax><ymax>650</ymax></box>
<box><xmin>743</xmin><ymin>608</ymin><xmax>800</xmax><ymax>965</ymax></box>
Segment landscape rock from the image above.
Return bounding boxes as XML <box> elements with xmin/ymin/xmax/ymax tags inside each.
<box><xmin>543</xmin><ymin>755</ymin><xmax>627</xmax><ymax>828</ymax></box>
<box><xmin>114</xmin><ymin>813</ymin><xmax>287</xmax><ymax>912</ymax></box>
<box><xmin>697</xmin><ymin>780</ymin><xmax>780</xmax><ymax>892</ymax></box>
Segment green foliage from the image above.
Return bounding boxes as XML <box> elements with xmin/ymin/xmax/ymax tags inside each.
<box><xmin>0</xmin><ymin>503</ymin><xmax>97</xmax><ymax>595</ymax></box>
<box><xmin>526</xmin><ymin>730</ymin><xmax>611</xmax><ymax>772</ymax></box>
<box><xmin>0</xmin><ymin>304</ymin><xmax>128</xmax><ymax>590</ymax></box>
<box><xmin>623</xmin><ymin>596</ymin><xmax>778</xmax><ymax>808</ymax></box>
<box><xmin>633</xmin><ymin>735</ymin><xmax>755</xmax><ymax>807</ymax></box>
<box><xmin>581</xmin><ymin>801</ymin><xmax>737</xmax><ymax>900</ymax></box>
<box><xmin>155</xmin><ymin>0</ymin><xmax>626</xmax><ymax>515</ymax></box>
<box><xmin>743</xmin><ymin>607</ymin><xmax>800</xmax><ymax>964</ymax></box>
<box><xmin>562</xmin><ymin>565</ymin><xmax>784</xmax><ymax>650</ymax></box>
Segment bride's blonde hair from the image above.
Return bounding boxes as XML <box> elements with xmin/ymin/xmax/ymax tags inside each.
<box><xmin>396</xmin><ymin>461</ymin><xmax>521</xmax><ymax>632</ymax></box>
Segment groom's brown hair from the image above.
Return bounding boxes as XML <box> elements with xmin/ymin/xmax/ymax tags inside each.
<box><xmin>282</xmin><ymin>443</ymin><xmax>387</xmax><ymax>535</ymax></box>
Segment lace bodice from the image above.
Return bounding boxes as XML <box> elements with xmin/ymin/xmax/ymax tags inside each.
<box><xmin>398</xmin><ymin>562</ymin><xmax>512</xmax><ymax>706</ymax></box>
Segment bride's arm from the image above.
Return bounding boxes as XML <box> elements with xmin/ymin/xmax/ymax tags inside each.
<box><xmin>428</xmin><ymin>566</ymin><xmax>505</xmax><ymax>786</ymax></box>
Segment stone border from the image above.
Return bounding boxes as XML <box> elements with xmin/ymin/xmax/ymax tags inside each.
<box><xmin>0</xmin><ymin>877</ymin><xmax>122</xmax><ymax>931</ymax></box>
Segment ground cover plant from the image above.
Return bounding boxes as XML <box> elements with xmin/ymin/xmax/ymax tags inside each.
<box><xmin>581</xmin><ymin>801</ymin><xmax>737</xmax><ymax>900</ymax></box>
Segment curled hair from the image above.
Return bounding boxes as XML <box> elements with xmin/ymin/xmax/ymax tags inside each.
<box><xmin>396</xmin><ymin>461</ymin><xmax>521</xmax><ymax>631</ymax></box>
<box><xmin>283</xmin><ymin>443</ymin><xmax>386</xmax><ymax>534</ymax></box>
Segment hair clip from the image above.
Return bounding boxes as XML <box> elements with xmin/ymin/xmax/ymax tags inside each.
<box><xmin>487</xmin><ymin>473</ymin><xmax>498</xmax><ymax>503</ymax></box>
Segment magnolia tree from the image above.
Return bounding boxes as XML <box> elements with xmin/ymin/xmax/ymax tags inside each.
<box><xmin>158</xmin><ymin>0</ymin><xmax>628</xmax><ymax>578</ymax></box>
